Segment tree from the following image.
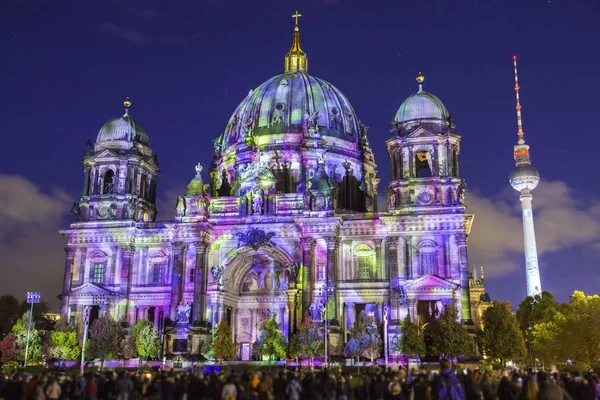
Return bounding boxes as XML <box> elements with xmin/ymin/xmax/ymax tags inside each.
<box><xmin>399</xmin><ymin>316</ymin><xmax>426</xmax><ymax>356</ymax></box>
<box><xmin>47</xmin><ymin>331</ymin><xmax>80</xmax><ymax>360</ymax></box>
<box><xmin>290</xmin><ymin>316</ymin><xmax>324</xmax><ymax>364</ymax></box>
<box><xmin>0</xmin><ymin>295</ymin><xmax>20</xmax><ymax>337</ymax></box>
<box><xmin>213</xmin><ymin>321</ymin><xmax>237</xmax><ymax>361</ymax></box>
<box><xmin>87</xmin><ymin>315</ymin><xmax>124</xmax><ymax>369</ymax></box>
<box><xmin>516</xmin><ymin>291</ymin><xmax>560</xmax><ymax>364</ymax></box>
<box><xmin>12</xmin><ymin>312</ymin><xmax>42</xmax><ymax>363</ymax></box>
<box><xmin>0</xmin><ymin>333</ymin><xmax>17</xmax><ymax>362</ymax></box>
<box><xmin>254</xmin><ymin>315</ymin><xmax>287</xmax><ymax>362</ymax></box>
<box><xmin>345</xmin><ymin>312</ymin><xmax>382</xmax><ymax>362</ymax></box>
<box><xmin>430</xmin><ymin>303</ymin><xmax>473</xmax><ymax>358</ymax></box>
<box><xmin>481</xmin><ymin>301</ymin><xmax>526</xmax><ymax>367</ymax></box>
<box><xmin>129</xmin><ymin>320</ymin><xmax>160</xmax><ymax>361</ymax></box>
<box><xmin>547</xmin><ymin>291</ymin><xmax>600</xmax><ymax>370</ymax></box>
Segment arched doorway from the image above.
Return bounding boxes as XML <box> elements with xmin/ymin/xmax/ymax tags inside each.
<box><xmin>209</xmin><ymin>246</ymin><xmax>296</xmax><ymax>360</ymax></box>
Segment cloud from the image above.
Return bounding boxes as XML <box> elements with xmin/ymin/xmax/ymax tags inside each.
<box><xmin>0</xmin><ymin>175</ymin><xmax>72</xmax><ymax>310</ymax></box>
<box><xmin>466</xmin><ymin>180</ymin><xmax>600</xmax><ymax>278</ymax></box>
<box><xmin>101</xmin><ymin>22</ymin><xmax>148</xmax><ymax>46</ymax></box>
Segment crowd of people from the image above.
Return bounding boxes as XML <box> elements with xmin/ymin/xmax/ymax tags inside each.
<box><xmin>0</xmin><ymin>358</ymin><xmax>599</xmax><ymax>400</ymax></box>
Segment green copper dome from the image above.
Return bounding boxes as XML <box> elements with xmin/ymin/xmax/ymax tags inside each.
<box><xmin>395</xmin><ymin>90</ymin><xmax>450</xmax><ymax>124</ymax></box>
<box><xmin>218</xmin><ymin>71</ymin><xmax>360</xmax><ymax>150</ymax></box>
<box><xmin>96</xmin><ymin>112</ymin><xmax>150</xmax><ymax>146</ymax></box>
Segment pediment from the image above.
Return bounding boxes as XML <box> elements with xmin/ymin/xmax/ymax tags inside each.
<box><xmin>407</xmin><ymin>127</ymin><xmax>437</xmax><ymax>138</ymax></box>
<box><xmin>402</xmin><ymin>274</ymin><xmax>459</xmax><ymax>293</ymax></box>
<box><xmin>94</xmin><ymin>149</ymin><xmax>120</xmax><ymax>159</ymax></box>
<box><xmin>70</xmin><ymin>282</ymin><xmax>115</xmax><ymax>297</ymax></box>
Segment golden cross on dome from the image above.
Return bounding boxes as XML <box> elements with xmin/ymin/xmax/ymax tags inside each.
<box><xmin>292</xmin><ymin>11</ymin><xmax>302</xmax><ymax>26</ymax></box>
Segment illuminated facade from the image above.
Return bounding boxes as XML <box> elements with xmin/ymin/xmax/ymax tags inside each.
<box><xmin>60</xmin><ymin>18</ymin><xmax>484</xmax><ymax>359</ymax></box>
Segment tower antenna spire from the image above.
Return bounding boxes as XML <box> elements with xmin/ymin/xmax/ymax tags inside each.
<box><xmin>513</xmin><ymin>56</ymin><xmax>525</xmax><ymax>145</ymax></box>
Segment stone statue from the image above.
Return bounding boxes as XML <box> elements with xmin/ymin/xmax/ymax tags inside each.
<box><xmin>211</xmin><ymin>265</ymin><xmax>224</xmax><ymax>284</ymax></box>
<box><xmin>285</xmin><ymin>263</ymin><xmax>301</xmax><ymax>283</ymax></box>
<box><xmin>278</xmin><ymin>272</ymin><xmax>288</xmax><ymax>290</ymax></box>
<box><xmin>308</xmin><ymin>111</ymin><xmax>319</xmax><ymax>129</ymax></box>
<box><xmin>242</xmin><ymin>118</ymin><xmax>254</xmax><ymax>140</ymax></box>
<box><xmin>176</xmin><ymin>302</ymin><xmax>191</xmax><ymax>323</ymax></box>
<box><xmin>458</xmin><ymin>181</ymin><xmax>466</xmax><ymax>204</ymax></box>
<box><xmin>70</xmin><ymin>202</ymin><xmax>81</xmax><ymax>219</ymax></box>
<box><xmin>175</xmin><ymin>195</ymin><xmax>186</xmax><ymax>217</ymax></box>
<box><xmin>425</xmin><ymin>151</ymin><xmax>434</xmax><ymax>175</ymax></box>
<box><xmin>303</xmin><ymin>191</ymin><xmax>311</xmax><ymax>210</ymax></box>
<box><xmin>387</xmin><ymin>192</ymin><xmax>396</xmax><ymax>209</ymax></box>
<box><xmin>253</xmin><ymin>192</ymin><xmax>263</xmax><ymax>215</ymax></box>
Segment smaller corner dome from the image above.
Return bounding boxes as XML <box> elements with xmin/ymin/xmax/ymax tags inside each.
<box><xmin>394</xmin><ymin>91</ymin><xmax>450</xmax><ymax>124</ymax></box>
<box><xmin>96</xmin><ymin>112</ymin><xmax>150</xmax><ymax>146</ymax></box>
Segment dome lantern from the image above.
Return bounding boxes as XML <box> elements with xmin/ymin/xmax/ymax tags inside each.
<box><xmin>284</xmin><ymin>11</ymin><xmax>307</xmax><ymax>73</ymax></box>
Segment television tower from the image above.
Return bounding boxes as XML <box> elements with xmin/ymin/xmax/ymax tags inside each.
<box><xmin>509</xmin><ymin>56</ymin><xmax>542</xmax><ymax>297</ymax></box>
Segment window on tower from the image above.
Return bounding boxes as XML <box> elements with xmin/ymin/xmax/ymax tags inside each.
<box><xmin>152</xmin><ymin>264</ymin><xmax>164</xmax><ymax>284</ymax></box>
<box><xmin>103</xmin><ymin>170</ymin><xmax>115</xmax><ymax>194</ymax></box>
<box><xmin>93</xmin><ymin>263</ymin><xmax>104</xmax><ymax>283</ymax></box>
<box><xmin>415</xmin><ymin>151</ymin><xmax>432</xmax><ymax>178</ymax></box>
<box><xmin>358</xmin><ymin>255</ymin><xmax>372</xmax><ymax>279</ymax></box>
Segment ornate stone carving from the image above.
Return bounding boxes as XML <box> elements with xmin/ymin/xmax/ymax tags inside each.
<box><xmin>285</xmin><ymin>263</ymin><xmax>301</xmax><ymax>284</ymax></box>
<box><xmin>176</xmin><ymin>302</ymin><xmax>191</xmax><ymax>324</ymax></box>
<box><xmin>237</xmin><ymin>228</ymin><xmax>275</xmax><ymax>250</ymax></box>
<box><xmin>211</xmin><ymin>265</ymin><xmax>224</xmax><ymax>285</ymax></box>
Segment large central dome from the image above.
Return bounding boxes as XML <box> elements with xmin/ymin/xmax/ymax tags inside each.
<box><xmin>219</xmin><ymin>72</ymin><xmax>360</xmax><ymax>149</ymax></box>
<box><xmin>209</xmin><ymin>16</ymin><xmax>378</xmax><ymax>214</ymax></box>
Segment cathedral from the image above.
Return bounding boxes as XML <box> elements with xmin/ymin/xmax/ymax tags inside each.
<box><xmin>60</xmin><ymin>18</ymin><xmax>488</xmax><ymax>360</ymax></box>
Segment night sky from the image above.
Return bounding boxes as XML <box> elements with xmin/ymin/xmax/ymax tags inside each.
<box><xmin>1</xmin><ymin>0</ymin><xmax>599</xmax><ymax>311</ymax></box>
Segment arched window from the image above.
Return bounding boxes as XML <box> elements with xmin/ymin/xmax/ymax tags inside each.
<box><xmin>93</xmin><ymin>263</ymin><xmax>104</xmax><ymax>283</ymax></box>
<box><xmin>417</xmin><ymin>241</ymin><xmax>438</xmax><ymax>276</ymax></box>
<box><xmin>103</xmin><ymin>170</ymin><xmax>115</xmax><ymax>194</ymax></box>
<box><xmin>415</xmin><ymin>151</ymin><xmax>432</xmax><ymax>178</ymax></box>
<box><xmin>152</xmin><ymin>264</ymin><xmax>164</xmax><ymax>284</ymax></box>
<box><xmin>354</xmin><ymin>244</ymin><xmax>375</xmax><ymax>280</ymax></box>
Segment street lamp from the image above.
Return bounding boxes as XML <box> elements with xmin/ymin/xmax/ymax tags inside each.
<box><xmin>318</xmin><ymin>284</ymin><xmax>334</xmax><ymax>368</ymax></box>
<box><xmin>80</xmin><ymin>295</ymin><xmax>106</xmax><ymax>375</ymax></box>
<box><xmin>24</xmin><ymin>292</ymin><xmax>41</xmax><ymax>368</ymax></box>
<box><xmin>383</xmin><ymin>303</ymin><xmax>389</xmax><ymax>367</ymax></box>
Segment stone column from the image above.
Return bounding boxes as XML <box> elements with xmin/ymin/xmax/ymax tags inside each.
<box><xmin>300</xmin><ymin>238</ymin><xmax>314</xmax><ymax>313</ymax></box>
<box><xmin>405</xmin><ymin>236</ymin><xmax>413</xmax><ymax>279</ymax></box>
<box><xmin>82</xmin><ymin>166</ymin><xmax>91</xmax><ymax>196</ymax></box>
<box><xmin>137</xmin><ymin>306</ymin><xmax>143</xmax><ymax>321</ymax></box>
<box><xmin>387</xmin><ymin>238</ymin><xmax>399</xmax><ymax>289</ymax></box>
<box><xmin>169</xmin><ymin>243</ymin><xmax>186</xmax><ymax>321</ymax></box>
<box><xmin>351</xmin><ymin>303</ymin><xmax>356</xmax><ymax>328</ymax></box>
<box><xmin>154</xmin><ymin>308</ymin><xmax>160</xmax><ymax>329</ymax></box>
<box><xmin>193</xmin><ymin>242</ymin><xmax>208</xmax><ymax>323</ymax></box>
<box><xmin>325</xmin><ymin>237</ymin><xmax>339</xmax><ymax>320</ymax></box>
<box><xmin>375</xmin><ymin>239</ymin><xmax>383</xmax><ymax>280</ymax></box>
<box><xmin>122</xmin><ymin>246</ymin><xmax>135</xmax><ymax>323</ymax></box>
<box><xmin>286</xmin><ymin>289</ymin><xmax>298</xmax><ymax>340</ymax></box>
<box><xmin>457</xmin><ymin>235</ymin><xmax>472</xmax><ymax>322</ymax></box>
<box><xmin>231</xmin><ymin>308</ymin><xmax>237</xmax><ymax>342</ymax></box>
<box><xmin>443</xmin><ymin>235</ymin><xmax>451</xmax><ymax>278</ymax></box>
<box><xmin>250</xmin><ymin>309</ymin><xmax>257</xmax><ymax>344</ymax></box>
<box><xmin>61</xmin><ymin>247</ymin><xmax>76</xmax><ymax>316</ymax></box>
<box><xmin>109</xmin><ymin>246</ymin><xmax>118</xmax><ymax>285</ymax></box>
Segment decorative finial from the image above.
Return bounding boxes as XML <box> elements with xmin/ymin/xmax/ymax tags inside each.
<box><xmin>416</xmin><ymin>73</ymin><xmax>424</xmax><ymax>92</ymax></box>
<box><xmin>124</xmin><ymin>97</ymin><xmax>131</xmax><ymax>115</ymax></box>
<box><xmin>292</xmin><ymin>11</ymin><xmax>302</xmax><ymax>29</ymax></box>
<box><xmin>285</xmin><ymin>11</ymin><xmax>307</xmax><ymax>73</ymax></box>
